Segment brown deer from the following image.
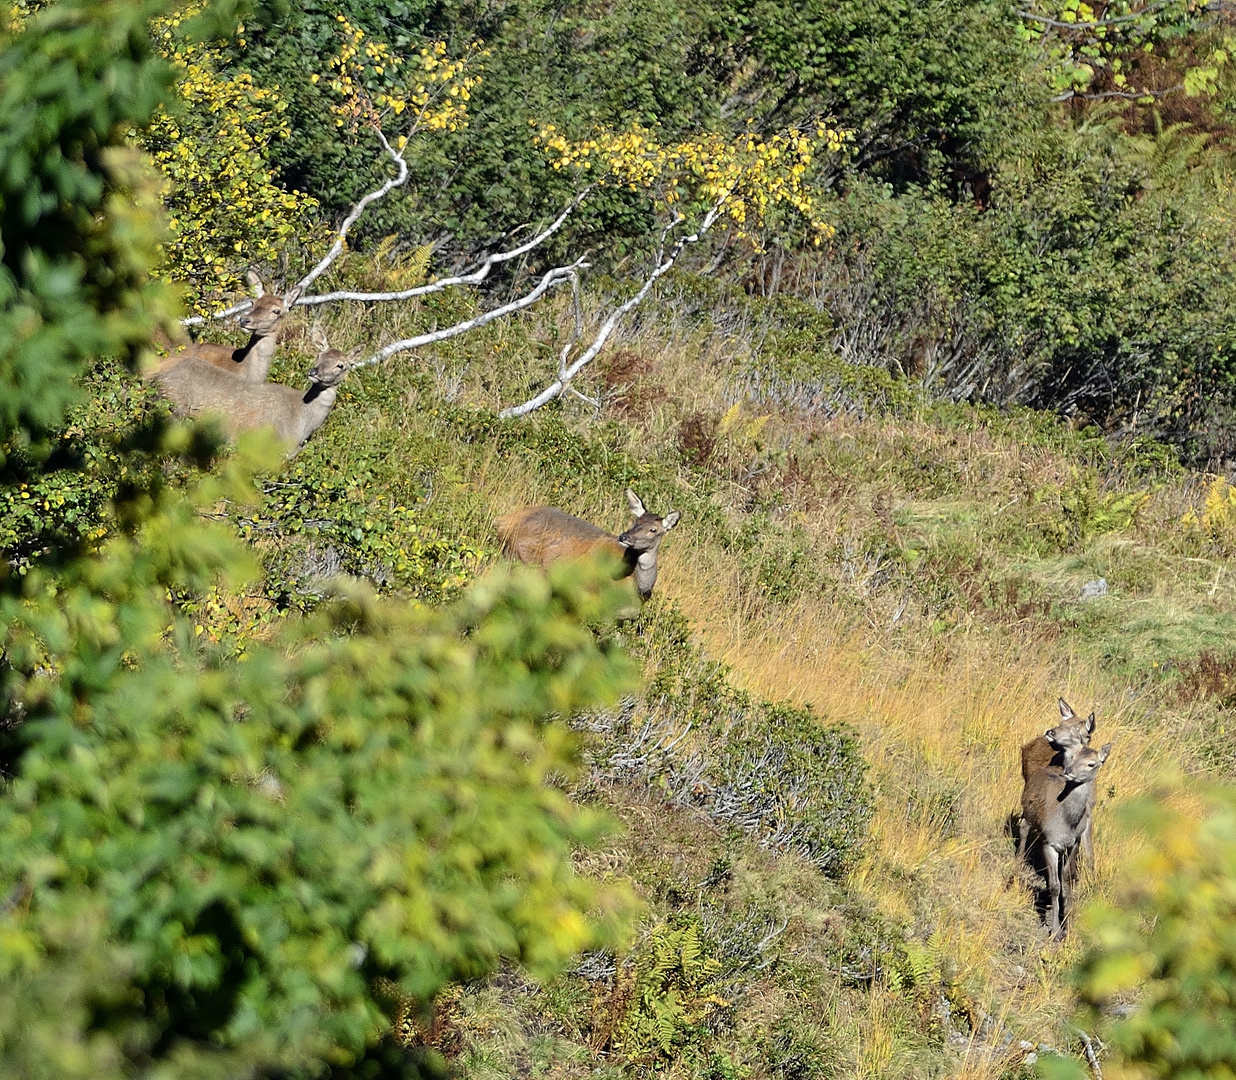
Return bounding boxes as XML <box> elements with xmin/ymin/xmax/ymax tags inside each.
<box><xmin>153</xmin><ymin>334</ymin><xmax>353</xmax><ymax>454</ymax></box>
<box><xmin>1018</xmin><ymin>739</ymin><xmax>1112</xmax><ymax>939</ymax></box>
<box><xmin>1020</xmin><ymin>698</ymin><xmax>1098</xmax><ymax>871</ymax></box>
<box><xmin>150</xmin><ymin>272</ymin><xmax>301</xmax><ymax>383</ymax></box>
<box><xmin>495</xmin><ymin>489</ymin><xmax>680</xmax><ymax>601</ymax></box>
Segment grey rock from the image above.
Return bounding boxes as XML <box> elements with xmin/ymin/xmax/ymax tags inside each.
<box><xmin>1080</xmin><ymin>578</ymin><xmax>1108</xmax><ymax>601</ymax></box>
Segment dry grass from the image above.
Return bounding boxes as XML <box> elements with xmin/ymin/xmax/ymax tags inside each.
<box><xmin>653</xmin><ymin>535</ymin><xmax>1199</xmax><ymax>1074</ymax></box>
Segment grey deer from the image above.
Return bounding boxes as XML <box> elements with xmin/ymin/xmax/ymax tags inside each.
<box><xmin>154</xmin><ymin>328</ymin><xmax>353</xmax><ymax>454</ymax></box>
<box><xmin>1018</xmin><ymin>738</ymin><xmax>1112</xmax><ymax>939</ymax></box>
<box><xmin>1020</xmin><ymin>697</ymin><xmax>1099</xmax><ymax>872</ymax></box>
<box><xmin>150</xmin><ymin>271</ymin><xmax>301</xmax><ymax>383</ymax></box>
<box><xmin>496</xmin><ymin>489</ymin><xmax>681</xmax><ymax>603</ymax></box>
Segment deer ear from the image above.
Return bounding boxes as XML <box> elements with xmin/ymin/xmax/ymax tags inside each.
<box><xmin>283</xmin><ymin>285</ymin><xmax>303</xmax><ymax>306</ymax></box>
<box><xmin>246</xmin><ymin>269</ymin><xmax>266</xmax><ymax>296</ymax></box>
<box><xmin>663</xmin><ymin>510</ymin><xmax>681</xmax><ymax>531</ymax></box>
<box><xmin>310</xmin><ymin>324</ymin><xmax>330</xmax><ymax>351</ymax></box>
<box><xmin>1098</xmin><ymin>743</ymin><xmax>1112</xmax><ymax>763</ymax></box>
<box><xmin>626</xmin><ymin>489</ymin><xmax>646</xmax><ymax>516</ymax></box>
<box><xmin>1059</xmin><ymin>697</ymin><xmax>1075</xmax><ymax>720</ymax></box>
<box><xmin>1086</xmin><ymin>711</ymin><xmax>1096</xmax><ymax>736</ymax></box>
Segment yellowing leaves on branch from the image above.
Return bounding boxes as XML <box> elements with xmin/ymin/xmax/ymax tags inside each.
<box><xmin>533</xmin><ymin>120</ymin><xmax>851</xmax><ymax>243</ymax></box>
<box><xmin>143</xmin><ymin>5</ymin><xmax>323</xmax><ymax>312</ymax></box>
<box><xmin>323</xmin><ymin>20</ymin><xmax>484</xmax><ymax>143</ymax></box>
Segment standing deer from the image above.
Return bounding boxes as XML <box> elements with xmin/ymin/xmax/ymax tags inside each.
<box><xmin>150</xmin><ymin>272</ymin><xmax>301</xmax><ymax>383</ymax></box>
<box><xmin>153</xmin><ymin>333</ymin><xmax>353</xmax><ymax>454</ymax></box>
<box><xmin>1020</xmin><ymin>698</ymin><xmax>1098</xmax><ymax>871</ymax></box>
<box><xmin>1018</xmin><ymin>739</ymin><xmax>1112</xmax><ymax>939</ymax></box>
<box><xmin>495</xmin><ymin>489</ymin><xmax>681</xmax><ymax>602</ymax></box>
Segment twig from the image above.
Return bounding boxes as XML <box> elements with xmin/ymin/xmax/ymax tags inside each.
<box><xmin>498</xmin><ymin>197</ymin><xmax>728</xmax><ymax>418</ymax></box>
<box><xmin>1076</xmin><ymin>1028</ymin><xmax>1104</xmax><ymax>1080</ymax></box>
<box><xmin>181</xmin><ymin>299</ymin><xmax>254</xmax><ymax>328</ymax></box>
<box><xmin>352</xmin><ymin>261</ymin><xmax>586</xmax><ymax>369</ymax></box>
<box><xmin>1052</xmin><ymin>83</ymin><xmax>1182</xmax><ymax>102</ymax></box>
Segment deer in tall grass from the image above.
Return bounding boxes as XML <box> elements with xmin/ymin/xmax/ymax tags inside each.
<box><xmin>1021</xmin><ymin>698</ymin><xmax>1098</xmax><ymax>871</ymax></box>
<box><xmin>495</xmin><ymin>489</ymin><xmax>681</xmax><ymax>603</ymax></box>
<box><xmin>154</xmin><ymin>328</ymin><xmax>353</xmax><ymax>454</ymax></box>
<box><xmin>1018</xmin><ymin>737</ymin><xmax>1112</xmax><ymax>939</ymax></box>
<box><xmin>150</xmin><ymin>272</ymin><xmax>300</xmax><ymax>383</ymax></box>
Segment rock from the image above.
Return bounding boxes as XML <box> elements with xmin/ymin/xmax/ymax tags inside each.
<box><xmin>1080</xmin><ymin>578</ymin><xmax>1108</xmax><ymax>601</ymax></box>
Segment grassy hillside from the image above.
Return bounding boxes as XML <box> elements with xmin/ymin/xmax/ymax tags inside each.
<box><xmin>151</xmin><ymin>277</ymin><xmax>1236</xmax><ymax>1079</ymax></box>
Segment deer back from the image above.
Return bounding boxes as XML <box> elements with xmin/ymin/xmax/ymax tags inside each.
<box><xmin>154</xmin><ymin>350</ymin><xmax>346</xmax><ymax>451</ymax></box>
<box><xmin>495</xmin><ymin>506</ymin><xmax>627</xmax><ymax>569</ymax></box>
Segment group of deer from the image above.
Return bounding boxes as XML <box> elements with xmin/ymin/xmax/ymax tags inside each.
<box><xmin>147</xmin><ymin>273</ymin><xmax>356</xmax><ymax>454</ymax></box>
<box><xmin>1017</xmin><ymin>698</ymin><xmax>1113</xmax><ymax>939</ymax></box>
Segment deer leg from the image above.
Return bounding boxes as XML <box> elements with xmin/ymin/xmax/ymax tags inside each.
<box><xmin>1016</xmin><ymin>816</ymin><xmax>1031</xmax><ymax>864</ymax></box>
<box><xmin>1044</xmin><ymin>845</ymin><xmax>1063</xmax><ymax>940</ymax></box>
<box><xmin>1061</xmin><ymin>843</ymin><xmax>1077</xmax><ymax>918</ymax></box>
<box><xmin>1081</xmin><ymin>810</ymin><xmax>1094</xmax><ymax>872</ymax></box>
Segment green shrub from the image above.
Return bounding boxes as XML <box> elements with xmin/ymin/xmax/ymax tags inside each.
<box><xmin>1051</xmin><ymin>787</ymin><xmax>1236</xmax><ymax>1080</ymax></box>
<box><xmin>588</xmin><ymin>603</ymin><xmax>872</xmax><ymax>876</ymax></box>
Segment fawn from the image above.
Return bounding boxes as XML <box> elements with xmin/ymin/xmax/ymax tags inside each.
<box><xmin>495</xmin><ymin>489</ymin><xmax>681</xmax><ymax>601</ymax></box>
<box><xmin>150</xmin><ymin>272</ymin><xmax>301</xmax><ymax>383</ymax></box>
<box><xmin>1018</xmin><ymin>739</ymin><xmax>1112</xmax><ymax>939</ymax></box>
<box><xmin>1020</xmin><ymin>698</ymin><xmax>1098</xmax><ymax>871</ymax></box>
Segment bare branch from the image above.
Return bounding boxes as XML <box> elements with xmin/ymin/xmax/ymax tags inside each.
<box><xmin>498</xmin><ymin>201</ymin><xmax>726</xmax><ymax>419</ymax></box>
<box><xmin>296</xmin><ymin>127</ymin><xmax>410</xmax><ymax>294</ymax></box>
<box><xmin>1052</xmin><ymin>83</ymin><xmax>1182</xmax><ymax>101</ymax></box>
<box><xmin>1019</xmin><ymin>0</ymin><xmax>1178</xmax><ymax>30</ymax></box>
<box><xmin>181</xmin><ymin>299</ymin><xmax>253</xmax><ymax>328</ymax></box>
<box><xmin>296</xmin><ymin>189</ymin><xmax>589</xmax><ymax>306</ymax></box>
<box><xmin>1076</xmin><ymin>1029</ymin><xmax>1104</xmax><ymax>1080</ymax></box>
<box><xmin>352</xmin><ymin>260</ymin><xmax>586</xmax><ymax>369</ymax></box>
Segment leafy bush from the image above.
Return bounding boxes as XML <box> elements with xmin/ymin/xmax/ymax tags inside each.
<box><xmin>0</xmin><ymin>0</ymin><xmax>176</xmax><ymax>440</ymax></box>
<box><xmin>143</xmin><ymin>3</ymin><xmax>323</xmax><ymax>310</ymax></box>
<box><xmin>1048</xmin><ymin>787</ymin><xmax>1236</xmax><ymax>1079</ymax></box>
<box><xmin>229</xmin><ymin>0</ymin><xmax>1035</xmax><ymax>246</ymax></box>
<box><xmin>0</xmin><ymin>448</ymin><xmax>640</xmax><ymax>1075</ymax></box>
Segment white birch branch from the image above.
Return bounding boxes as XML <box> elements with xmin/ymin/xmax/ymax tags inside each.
<box><xmin>353</xmin><ymin>260</ymin><xmax>587</xmax><ymax>369</ymax></box>
<box><xmin>179</xmin><ymin>127</ymin><xmax>409</xmax><ymax>328</ymax></box>
<box><xmin>297</xmin><ymin>190</ymin><xmax>589</xmax><ymax>305</ymax></box>
<box><xmin>498</xmin><ymin>199</ymin><xmax>727</xmax><ymax>419</ymax></box>
<box><xmin>295</xmin><ymin>127</ymin><xmax>410</xmax><ymax>294</ymax></box>
<box><xmin>1017</xmin><ymin>0</ymin><xmax>1177</xmax><ymax>30</ymax></box>
<box><xmin>181</xmin><ymin>300</ymin><xmax>254</xmax><ymax>328</ymax></box>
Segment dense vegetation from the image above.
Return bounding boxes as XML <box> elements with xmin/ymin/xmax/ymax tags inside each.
<box><xmin>11</xmin><ymin>0</ymin><xmax>1236</xmax><ymax>1077</ymax></box>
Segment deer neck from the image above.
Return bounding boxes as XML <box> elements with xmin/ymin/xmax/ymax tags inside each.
<box><xmin>295</xmin><ymin>383</ymin><xmax>339</xmax><ymax>443</ymax></box>
<box><xmin>1054</xmin><ymin>776</ymin><xmax>1094</xmax><ymax>823</ymax></box>
<box><xmin>237</xmin><ymin>332</ymin><xmax>277</xmax><ymax>381</ymax></box>
<box><xmin>631</xmin><ymin>549</ymin><xmax>658</xmax><ymax>598</ymax></box>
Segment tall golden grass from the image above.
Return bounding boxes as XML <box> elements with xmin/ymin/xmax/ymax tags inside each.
<box><xmin>657</xmin><ymin>540</ymin><xmax>1200</xmax><ymax>1073</ymax></box>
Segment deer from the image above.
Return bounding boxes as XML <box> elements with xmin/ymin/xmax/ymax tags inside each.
<box><xmin>153</xmin><ymin>329</ymin><xmax>353</xmax><ymax>454</ymax></box>
<box><xmin>1018</xmin><ymin>739</ymin><xmax>1112</xmax><ymax>940</ymax></box>
<box><xmin>1020</xmin><ymin>698</ymin><xmax>1098</xmax><ymax>872</ymax></box>
<box><xmin>495</xmin><ymin>489</ymin><xmax>681</xmax><ymax>604</ymax></box>
<box><xmin>149</xmin><ymin>271</ymin><xmax>301</xmax><ymax>383</ymax></box>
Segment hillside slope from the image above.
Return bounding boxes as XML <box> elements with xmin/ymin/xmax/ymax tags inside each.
<box><xmin>140</xmin><ymin>280</ymin><xmax>1236</xmax><ymax>1077</ymax></box>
